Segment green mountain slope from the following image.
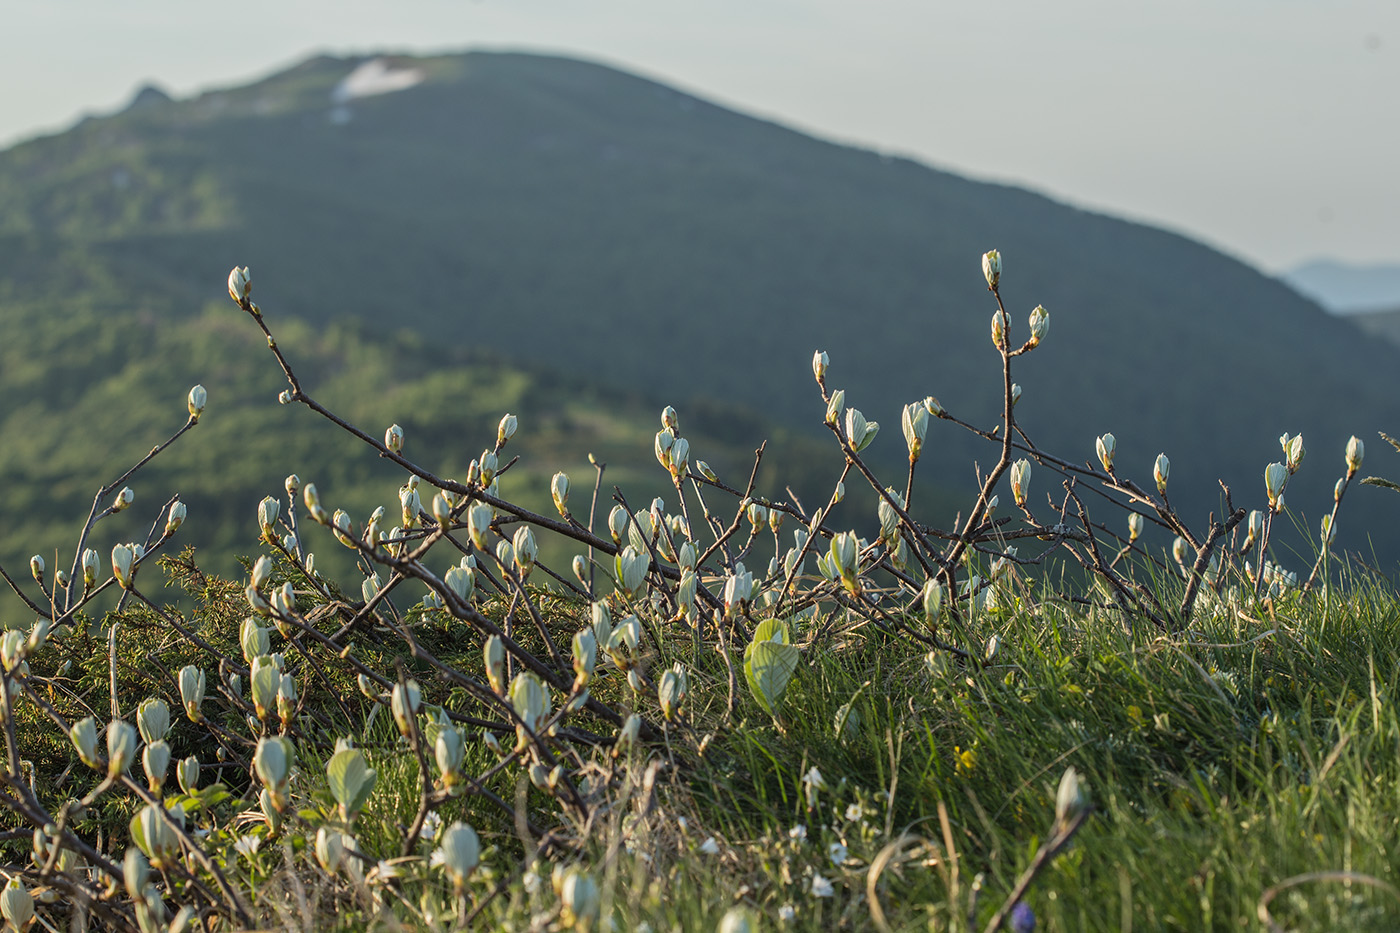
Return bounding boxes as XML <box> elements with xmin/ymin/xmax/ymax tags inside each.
<box><xmin>1</xmin><ymin>51</ymin><xmax>1397</xmax><ymax>569</ymax></box>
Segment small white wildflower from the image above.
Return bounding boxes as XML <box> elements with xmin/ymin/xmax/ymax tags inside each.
<box><xmin>779</xmin><ymin>904</ymin><xmax>796</xmax><ymax>923</ymax></box>
<box><xmin>789</xmin><ymin>824</ymin><xmax>808</xmax><ymax>843</ymax></box>
<box><xmin>810</xmin><ymin>873</ymin><xmax>835</xmax><ymax>898</ymax></box>
<box><xmin>845</xmin><ymin>803</ymin><xmax>864</xmax><ymax>822</ymax></box>
<box><xmin>802</xmin><ymin>766</ymin><xmax>826</xmax><ymax>808</ymax></box>
<box><xmin>422</xmin><ymin>810</ymin><xmax>443</xmax><ymax>840</ymax></box>
<box><xmin>233</xmin><ymin>836</ymin><xmax>262</xmax><ymax>860</ymax></box>
<box><xmin>828</xmin><ymin>841</ymin><xmax>848</xmax><ymax>865</ymax></box>
<box><xmin>522</xmin><ymin>871</ymin><xmax>543</xmax><ymax>894</ymax></box>
<box><xmin>699</xmin><ymin>837</ymin><xmax>720</xmax><ymax>855</ymax></box>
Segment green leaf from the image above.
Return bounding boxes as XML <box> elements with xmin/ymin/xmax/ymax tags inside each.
<box><xmin>743</xmin><ymin>620</ymin><xmax>801</xmax><ymax>715</ymax></box>
<box><xmin>326</xmin><ymin>749</ymin><xmax>375</xmax><ymax>820</ymax></box>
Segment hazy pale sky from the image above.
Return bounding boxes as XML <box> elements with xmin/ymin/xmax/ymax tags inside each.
<box><xmin>2</xmin><ymin>0</ymin><xmax>1396</xmax><ymax>272</ymax></box>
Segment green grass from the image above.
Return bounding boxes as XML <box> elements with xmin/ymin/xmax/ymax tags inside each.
<box><xmin>55</xmin><ymin>562</ymin><xmax>1392</xmax><ymax>931</ymax></box>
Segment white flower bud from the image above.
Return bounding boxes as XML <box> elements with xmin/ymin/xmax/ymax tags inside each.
<box><xmin>137</xmin><ymin>697</ymin><xmax>170</xmax><ymax>744</ymax></box>
<box><xmin>825</xmin><ymin>389</ymin><xmax>845</xmax><ymax>426</ymax></box>
<box><xmin>1054</xmin><ymin>766</ymin><xmax>1089</xmax><ymax>825</ymax></box>
<box><xmin>1345</xmin><ymin>436</ymin><xmax>1364</xmax><ymax>476</ymax></box>
<box><xmin>572</xmin><ymin>628</ymin><xmax>598</xmax><ymax>680</ymax></box>
<box><xmin>551</xmin><ymin>472</ymin><xmax>570</xmax><ymax>517</ymax></box>
<box><xmin>227</xmin><ymin>266</ymin><xmax>251</xmax><ymax>304</ymax></box>
<box><xmin>902</xmin><ymin>401</ymin><xmax>929</xmax><ymax>462</ymax></box>
<box><xmin>384</xmin><ymin>423</ymin><xmax>404</xmax><ymax>453</ymax></box>
<box><xmin>111</xmin><ymin>544</ymin><xmax>135</xmax><ymax>589</ymax></box>
<box><xmin>142</xmin><ymin>740</ymin><xmax>171</xmax><ymax>792</ymax></box>
<box><xmin>177</xmin><ymin>755</ymin><xmax>200</xmax><ymax>795</ymax></box>
<box><xmin>107</xmin><ymin>719</ymin><xmax>136</xmax><ymax>777</ymax></box>
<box><xmin>478</xmin><ymin>451</ymin><xmax>498</xmax><ymax>486</ymax></box>
<box><xmin>1265</xmin><ymin>462</ymin><xmax>1289</xmax><ymax>510</ymax></box>
<box><xmin>572</xmin><ymin>554</ymin><xmax>588</xmax><ymax>586</ymax></box>
<box><xmin>187</xmin><ymin>384</ymin><xmax>207</xmax><ymax>421</ymax></box>
<box><xmin>513</xmin><ymin>525</ymin><xmax>538</xmax><ymax>577</ymax></box>
<box><xmin>1127</xmin><ymin>512</ymin><xmax>1144</xmax><ymax>542</ymax></box>
<box><xmin>391</xmin><ymin>680</ymin><xmax>422</xmax><ymax>738</ymax></box>
<box><xmin>1027</xmin><ymin>304</ymin><xmax>1049</xmax><ymax>347</ymax></box>
<box><xmin>1009</xmin><ymin>459</ymin><xmax>1031</xmax><ymax>507</ymax></box>
<box><xmin>28</xmin><ymin>555</ymin><xmax>43</xmax><ymax>584</ymax></box>
<box><xmin>70</xmin><ymin>716</ymin><xmax>98</xmax><ymax>768</ymax></box>
<box><xmin>435</xmin><ymin>724</ymin><xmax>465</xmax><ymax>787</ymax></box>
<box><xmin>112</xmin><ymin>487</ymin><xmax>134</xmax><ymax>512</ymax></box>
<box><xmin>509</xmin><ymin>672</ymin><xmax>550</xmax><ymax>734</ymax></box>
<box><xmin>316</xmin><ymin>827</ymin><xmax>344</xmax><ymax>874</ymax></box>
<box><xmin>982</xmin><ymin>249</ymin><xmax>1001</xmax><ymax>288</ymax></box>
<box><xmin>484</xmin><ymin>635</ymin><xmax>505</xmax><ymax>695</ymax></box>
<box><xmin>614</xmin><ymin>713</ymin><xmax>641</xmax><ymax>757</ymax></box>
<box><xmin>812</xmin><ymin>350</ymin><xmax>829</xmax><ymax>383</ymax></box>
<box><xmin>1285</xmin><ymin>434</ymin><xmax>1305</xmax><ymax>473</ymax></box>
<box><xmin>922</xmin><ymin>579</ymin><xmax>943</xmax><ymax>623</ymax></box>
<box><xmin>164</xmin><ymin>500</ymin><xmax>187</xmax><ymax>536</ymax></box>
<box><xmin>496</xmin><ymin>413</ymin><xmax>518</xmax><ymax>448</ymax></box>
<box><xmin>1011</xmin><ymin>383</ymin><xmax>1022</xmax><ymax>407</ymax></box>
<box><xmin>560</xmin><ymin>868</ymin><xmax>601</xmax><ymax>929</ymax></box>
<box><xmin>1248</xmin><ymin>509</ymin><xmax>1264</xmax><ymax>541</ymax></box>
<box><xmin>1</xmin><ymin>877</ymin><xmax>34</xmax><ymax>932</ymax></box>
<box><xmin>437</xmin><ymin>822</ymin><xmax>480</xmax><ymax>890</ymax></box>
<box><xmin>1096</xmin><ymin>434</ymin><xmax>1117</xmax><ymax>473</ymax></box>
<box><xmin>179</xmin><ymin>665</ymin><xmax>205</xmax><ymax>722</ymax></box>
<box><xmin>1153</xmin><ymin>453</ymin><xmax>1170</xmax><ymax>494</ymax></box>
<box><xmin>990</xmin><ymin>309</ymin><xmax>1007</xmax><ymax>348</ymax></box>
<box><xmin>661</xmin><ymin>405</ymin><xmax>679</xmax><ymax>430</ymax></box>
<box><xmin>658</xmin><ymin>663</ymin><xmax>688</xmax><ymax>721</ymax></box>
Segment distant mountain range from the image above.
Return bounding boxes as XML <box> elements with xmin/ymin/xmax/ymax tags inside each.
<box><xmin>1</xmin><ymin>51</ymin><xmax>1398</xmax><ymax>574</ymax></box>
<box><xmin>1281</xmin><ymin>259</ymin><xmax>1400</xmax><ymax>314</ymax></box>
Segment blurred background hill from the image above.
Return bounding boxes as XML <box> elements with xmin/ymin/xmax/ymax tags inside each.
<box><xmin>1</xmin><ymin>51</ymin><xmax>1396</xmax><ymax>579</ymax></box>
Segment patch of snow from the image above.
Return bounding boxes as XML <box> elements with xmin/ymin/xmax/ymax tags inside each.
<box><xmin>331</xmin><ymin>58</ymin><xmax>426</xmax><ymax>104</ymax></box>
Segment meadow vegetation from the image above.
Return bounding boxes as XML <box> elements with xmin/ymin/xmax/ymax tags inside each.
<box><xmin>0</xmin><ymin>252</ymin><xmax>1397</xmax><ymax>933</ymax></box>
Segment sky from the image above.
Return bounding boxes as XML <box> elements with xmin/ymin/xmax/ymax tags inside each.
<box><xmin>1</xmin><ymin>0</ymin><xmax>1396</xmax><ymax>274</ymax></box>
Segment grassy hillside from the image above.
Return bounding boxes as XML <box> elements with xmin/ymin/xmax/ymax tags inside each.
<box><xmin>0</xmin><ymin>51</ymin><xmax>1397</xmax><ymax>566</ymax></box>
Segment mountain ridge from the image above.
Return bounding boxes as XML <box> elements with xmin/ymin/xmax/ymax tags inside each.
<box><xmin>1</xmin><ymin>50</ymin><xmax>1397</xmax><ymax>568</ymax></box>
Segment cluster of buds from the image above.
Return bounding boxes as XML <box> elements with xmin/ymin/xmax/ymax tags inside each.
<box><xmin>1280</xmin><ymin>432</ymin><xmax>1306</xmax><ymax>474</ymax></box>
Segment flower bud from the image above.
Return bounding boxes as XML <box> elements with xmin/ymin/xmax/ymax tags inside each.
<box><xmin>1343</xmin><ymin>435</ymin><xmax>1364</xmax><ymax>476</ymax></box>
<box><xmin>658</xmin><ymin>663</ymin><xmax>688</xmax><ymax>721</ymax></box>
<box><xmin>107</xmin><ymin>719</ymin><xmax>136</xmax><ymax>777</ymax></box>
<box><xmin>902</xmin><ymin>401</ymin><xmax>928</xmax><ymax>462</ymax></box>
<box><xmin>137</xmin><ymin>698</ymin><xmax>170</xmax><ymax>745</ymax></box>
<box><xmin>550</xmin><ymin>472</ymin><xmax>570</xmax><ymax>517</ymax></box>
<box><xmin>1095</xmin><ymin>434</ymin><xmax>1117</xmax><ymax>473</ymax></box>
<box><xmin>227</xmin><ymin>266</ymin><xmax>251</xmax><ymax>304</ymax></box>
<box><xmin>438</xmin><ymin>821</ymin><xmax>481</xmax><ymax>890</ymax></box>
<box><xmin>1</xmin><ymin>877</ymin><xmax>34</xmax><ymax>932</ymax></box>
<box><xmin>1172</xmin><ymin>536</ymin><xmax>1188</xmax><ymax>565</ymax></box>
<box><xmin>399</xmin><ymin>484</ymin><xmax>422</xmax><ymax>528</ymax></box>
<box><xmin>165</xmin><ymin>500</ymin><xmax>187</xmax><ymax>536</ymax></box>
<box><xmin>696</xmin><ymin>460</ymin><xmax>718</xmax><ymax>482</ymax></box>
<box><xmin>497</xmin><ymin>413</ymin><xmax>518</xmax><ymax>448</ymax></box>
<box><xmin>1285</xmin><ymin>434</ymin><xmax>1305</xmax><ymax>473</ymax></box>
<box><xmin>391</xmin><ymin>680</ymin><xmax>422</xmax><ymax>738</ymax></box>
<box><xmin>71</xmin><ymin>716</ymin><xmax>98</xmax><ymax>768</ymax></box>
<box><xmin>142</xmin><ymin>740</ymin><xmax>171</xmax><ymax>793</ymax></box>
<box><xmin>467</xmin><ymin>503</ymin><xmax>493</xmax><ymax>551</ymax></box>
<box><xmin>513</xmin><ymin>525</ymin><xmax>539</xmax><ymax>577</ymax></box>
<box><xmin>1248</xmin><ymin>509</ymin><xmax>1264</xmax><ymax>541</ymax></box>
<box><xmin>982</xmin><ymin>249</ymin><xmax>1001</xmax><ymax>289</ymax></box>
<box><xmin>1127</xmin><ymin>512</ymin><xmax>1144</xmax><ymax>542</ymax></box>
<box><xmin>241</xmin><ymin>617</ymin><xmax>270</xmax><ymax>664</ymax></box>
<box><xmin>1026</xmin><ymin>304</ymin><xmax>1049</xmax><ymax>348</ymax></box>
<box><xmin>845</xmin><ymin>407</ymin><xmax>879</xmax><ymax>452</ymax></box>
<box><xmin>812</xmin><ymin>350</ymin><xmax>829</xmax><ymax>383</ymax></box>
<box><xmin>990</xmin><ymin>309</ymin><xmax>1007</xmax><ymax>349</ymax></box>
<box><xmin>660</xmin><ymin>405</ymin><xmax>679</xmax><ymax>431</ymax></box>
<box><xmin>484</xmin><ymin>635</ymin><xmax>506</xmax><ymax>695</ymax></box>
<box><xmin>614</xmin><ymin>713</ymin><xmax>641</xmax><ymax>757</ymax></box>
<box><xmin>1321</xmin><ymin>513</ymin><xmax>1336</xmax><ymax>546</ymax></box>
<box><xmin>384</xmin><ymin>423</ymin><xmax>404</xmax><ymax>453</ymax></box>
<box><xmin>28</xmin><ymin>555</ymin><xmax>43</xmax><ymax>584</ymax></box>
<box><xmin>668</xmin><ymin>437</ymin><xmax>690</xmax><ymax>479</ymax></box>
<box><xmin>1054</xmin><ymin>765</ymin><xmax>1089</xmax><ymax>825</ymax></box>
<box><xmin>187</xmin><ymin>384</ymin><xmax>207</xmax><ymax>422</ymax></box>
<box><xmin>509</xmin><ymin>672</ymin><xmax>550</xmax><ymax>734</ymax></box>
<box><xmin>177</xmin><ymin>755</ymin><xmax>199</xmax><ymax>795</ymax></box>
<box><xmin>572</xmin><ymin>628</ymin><xmax>597</xmax><ymax>682</ymax></box>
<box><xmin>825</xmin><ymin>389</ymin><xmax>845</xmax><ymax>426</ymax></box>
<box><xmin>1335</xmin><ymin>477</ymin><xmax>1346</xmax><ymax>503</ymax></box>
<box><xmin>560</xmin><ymin>868</ymin><xmax>601</xmax><ymax>930</ymax></box>
<box><xmin>1265</xmin><ymin>462</ymin><xmax>1289</xmax><ymax>510</ymax></box>
<box><xmin>315</xmin><ymin>827</ymin><xmax>344</xmax><ymax>874</ymax></box>
<box><xmin>435</xmin><ymin>724</ymin><xmax>466</xmax><ymax>788</ymax></box>
<box><xmin>615</xmin><ymin>546</ymin><xmax>648</xmax><ymax>596</ymax></box>
<box><xmin>112</xmin><ymin>487</ymin><xmax>134</xmax><ymax>512</ymax></box>
<box><xmin>111</xmin><ymin>544</ymin><xmax>135</xmax><ymax>589</ymax></box>
<box><xmin>1009</xmin><ymin>459</ymin><xmax>1031</xmax><ymax>507</ymax></box>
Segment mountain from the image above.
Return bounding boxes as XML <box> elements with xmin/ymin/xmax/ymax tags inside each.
<box><xmin>1346</xmin><ymin>306</ymin><xmax>1400</xmax><ymax>351</ymax></box>
<box><xmin>1281</xmin><ymin>259</ymin><xmax>1400</xmax><ymax>314</ymax></box>
<box><xmin>1</xmin><ymin>51</ymin><xmax>1398</xmax><ymax>575</ymax></box>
